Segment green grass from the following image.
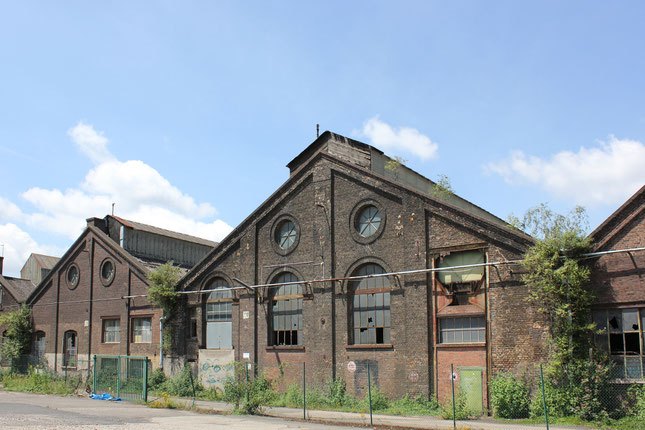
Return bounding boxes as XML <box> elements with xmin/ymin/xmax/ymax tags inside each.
<box><xmin>1</xmin><ymin>370</ymin><xmax>81</xmax><ymax>395</ymax></box>
<box><xmin>493</xmin><ymin>414</ymin><xmax>645</xmax><ymax>429</ymax></box>
<box><xmin>269</xmin><ymin>383</ymin><xmax>441</xmax><ymax>416</ymax></box>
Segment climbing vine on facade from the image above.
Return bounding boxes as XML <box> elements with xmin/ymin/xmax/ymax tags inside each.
<box><xmin>517</xmin><ymin>204</ymin><xmax>594</xmax><ymax>362</ymax></box>
<box><xmin>147</xmin><ymin>261</ymin><xmax>183</xmax><ymax>351</ymax></box>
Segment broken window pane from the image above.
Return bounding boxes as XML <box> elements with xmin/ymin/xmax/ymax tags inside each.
<box><xmin>624</xmin><ymin>309</ymin><xmax>639</xmax><ymax>332</ymax></box>
<box><xmin>270</xmin><ymin>272</ymin><xmax>303</xmax><ymax>346</ymax></box>
<box><xmin>608</xmin><ymin>311</ymin><xmax>622</xmax><ymax>332</ymax></box>
<box><xmin>350</xmin><ymin>264</ymin><xmax>391</xmax><ymax>345</ymax></box>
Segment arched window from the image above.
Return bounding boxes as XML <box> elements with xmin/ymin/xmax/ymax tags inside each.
<box><xmin>204</xmin><ymin>278</ymin><xmax>233</xmax><ymax>349</ymax></box>
<box><xmin>63</xmin><ymin>330</ymin><xmax>77</xmax><ymax>368</ymax></box>
<box><xmin>349</xmin><ymin>263</ymin><xmax>391</xmax><ymax>345</ymax></box>
<box><xmin>270</xmin><ymin>272</ymin><xmax>303</xmax><ymax>346</ymax></box>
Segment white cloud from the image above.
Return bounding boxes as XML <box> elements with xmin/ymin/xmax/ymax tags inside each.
<box><xmin>0</xmin><ymin>223</ymin><xmax>63</xmax><ymax>277</ymax></box>
<box><xmin>68</xmin><ymin>122</ymin><xmax>116</xmax><ymax>165</ymax></box>
<box><xmin>486</xmin><ymin>137</ymin><xmax>645</xmax><ymax>206</ymax></box>
<box><xmin>358</xmin><ymin>117</ymin><xmax>439</xmax><ymax>161</ymax></box>
<box><xmin>1</xmin><ymin>122</ymin><xmax>233</xmax><ymax>266</ymax></box>
<box><xmin>0</xmin><ymin>197</ymin><xmax>24</xmax><ymax>221</ymax></box>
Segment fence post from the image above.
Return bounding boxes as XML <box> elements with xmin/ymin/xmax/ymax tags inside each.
<box><xmin>367</xmin><ymin>362</ymin><xmax>373</xmax><ymax>426</ymax></box>
<box><xmin>143</xmin><ymin>357</ymin><xmax>148</xmax><ymax>403</ymax></box>
<box><xmin>117</xmin><ymin>356</ymin><xmax>121</xmax><ymax>399</ymax></box>
<box><xmin>245</xmin><ymin>361</ymin><xmax>249</xmax><ymax>403</ymax></box>
<box><xmin>303</xmin><ymin>362</ymin><xmax>306</xmax><ymax>420</ymax></box>
<box><xmin>93</xmin><ymin>355</ymin><xmax>97</xmax><ymax>394</ymax></box>
<box><xmin>451</xmin><ymin>363</ymin><xmax>456</xmax><ymax>430</ymax></box>
<box><xmin>540</xmin><ymin>364</ymin><xmax>550</xmax><ymax>430</ymax></box>
<box><xmin>189</xmin><ymin>363</ymin><xmax>196</xmax><ymax>409</ymax></box>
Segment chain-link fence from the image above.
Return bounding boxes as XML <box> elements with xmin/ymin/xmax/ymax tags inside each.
<box><xmin>0</xmin><ymin>353</ymin><xmax>91</xmax><ymax>394</ymax></box>
<box><xmin>193</xmin><ymin>359</ymin><xmax>645</xmax><ymax>429</ymax></box>
<box><xmin>0</xmin><ymin>353</ymin><xmax>150</xmax><ymax>402</ymax></box>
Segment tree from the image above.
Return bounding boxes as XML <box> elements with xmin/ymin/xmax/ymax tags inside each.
<box><xmin>516</xmin><ymin>204</ymin><xmax>594</xmax><ymax>362</ymax></box>
<box><xmin>146</xmin><ymin>262</ymin><xmax>183</xmax><ymax>352</ymax></box>
<box><xmin>516</xmin><ymin>205</ymin><xmax>611</xmax><ymax>421</ymax></box>
<box><xmin>0</xmin><ymin>305</ymin><xmax>32</xmax><ymax>359</ymax></box>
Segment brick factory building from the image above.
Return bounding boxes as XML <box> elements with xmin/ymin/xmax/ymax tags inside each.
<box><xmin>589</xmin><ymin>185</ymin><xmax>645</xmax><ymax>380</ymax></box>
<box><xmin>3</xmin><ymin>131</ymin><xmax>642</xmax><ymax>414</ymax></box>
<box><xmin>24</xmin><ymin>215</ymin><xmax>216</xmax><ymax>373</ymax></box>
<box><xmin>179</xmin><ymin>131</ymin><xmax>548</xmax><ymax>413</ymax></box>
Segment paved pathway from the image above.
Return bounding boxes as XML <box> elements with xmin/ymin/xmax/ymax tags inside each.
<box><xmin>0</xmin><ymin>390</ymin><xmax>357</xmax><ymax>430</ymax></box>
<box><xmin>181</xmin><ymin>397</ymin><xmax>579</xmax><ymax>430</ymax></box>
<box><xmin>0</xmin><ymin>389</ymin><xmax>585</xmax><ymax>430</ymax></box>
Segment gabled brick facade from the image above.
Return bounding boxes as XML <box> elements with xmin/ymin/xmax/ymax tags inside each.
<box><xmin>180</xmin><ymin>131</ymin><xmax>547</xmax><ymax>409</ymax></box>
<box><xmin>26</xmin><ymin>215</ymin><xmax>216</xmax><ymax>373</ymax></box>
<box><xmin>589</xmin><ymin>186</ymin><xmax>645</xmax><ymax>380</ymax></box>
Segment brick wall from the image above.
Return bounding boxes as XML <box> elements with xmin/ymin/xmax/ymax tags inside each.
<box><xmin>29</xmin><ymin>230</ymin><xmax>164</xmax><ymax>371</ymax></box>
<box><xmin>183</xmin><ymin>151</ymin><xmax>542</xmax><ymax>401</ymax></box>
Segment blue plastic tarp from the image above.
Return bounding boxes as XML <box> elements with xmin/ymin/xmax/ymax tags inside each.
<box><xmin>89</xmin><ymin>393</ymin><xmax>122</xmax><ymax>401</ymax></box>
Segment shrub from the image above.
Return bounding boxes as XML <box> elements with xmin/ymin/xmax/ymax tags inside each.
<box><xmin>440</xmin><ymin>391</ymin><xmax>472</xmax><ymax>420</ymax></box>
<box><xmin>222</xmin><ymin>363</ymin><xmax>276</xmax><ymax>414</ymax></box>
<box><xmin>158</xmin><ymin>366</ymin><xmax>201</xmax><ymax>398</ymax></box>
<box><xmin>530</xmin><ymin>360</ymin><xmax>611</xmax><ymax>422</ymax></box>
<box><xmin>305</xmin><ymin>385</ymin><xmax>329</xmax><ymax>408</ymax></box>
<box><xmin>628</xmin><ymin>385</ymin><xmax>645</xmax><ymax>420</ymax></box>
<box><xmin>490</xmin><ymin>373</ymin><xmax>530</xmax><ymax>418</ymax></box>
<box><xmin>148</xmin><ymin>368</ymin><xmax>167</xmax><ymax>391</ymax></box>
<box><xmin>328</xmin><ymin>378</ymin><xmax>352</xmax><ymax>407</ymax></box>
<box><xmin>359</xmin><ymin>387</ymin><xmax>388</xmax><ymax>411</ymax></box>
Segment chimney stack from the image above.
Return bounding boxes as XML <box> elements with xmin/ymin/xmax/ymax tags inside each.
<box><xmin>0</xmin><ymin>256</ymin><xmax>4</xmax><ymax>275</ymax></box>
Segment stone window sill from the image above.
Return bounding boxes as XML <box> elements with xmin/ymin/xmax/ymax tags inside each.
<box><xmin>435</xmin><ymin>342</ymin><xmax>486</xmax><ymax>348</ymax></box>
<box><xmin>265</xmin><ymin>346</ymin><xmax>305</xmax><ymax>352</ymax></box>
<box><xmin>346</xmin><ymin>344</ymin><xmax>393</xmax><ymax>350</ymax></box>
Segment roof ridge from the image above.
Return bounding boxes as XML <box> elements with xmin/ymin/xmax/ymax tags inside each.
<box><xmin>109</xmin><ymin>215</ymin><xmax>218</xmax><ymax>246</ymax></box>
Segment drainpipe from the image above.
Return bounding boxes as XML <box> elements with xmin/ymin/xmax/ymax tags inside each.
<box><xmin>159</xmin><ymin>315</ymin><xmax>165</xmax><ymax>371</ymax></box>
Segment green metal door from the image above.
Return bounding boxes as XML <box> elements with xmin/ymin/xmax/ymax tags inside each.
<box><xmin>459</xmin><ymin>368</ymin><xmax>483</xmax><ymax>414</ymax></box>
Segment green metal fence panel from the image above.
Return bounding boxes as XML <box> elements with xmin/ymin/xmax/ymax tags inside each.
<box><xmin>93</xmin><ymin>355</ymin><xmax>148</xmax><ymax>402</ymax></box>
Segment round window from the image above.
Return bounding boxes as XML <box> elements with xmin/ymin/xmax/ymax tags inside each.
<box><xmin>355</xmin><ymin>205</ymin><xmax>382</xmax><ymax>238</ymax></box>
<box><xmin>66</xmin><ymin>264</ymin><xmax>79</xmax><ymax>290</ymax></box>
<box><xmin>100</xmin><ymin>259</ymin><xmax>115</xmax><ymax>286</ymax></box>
<box><xmin>275</xmin><ymin>220</ymin><xmax>297</xmax><ymax>250</ymax></box>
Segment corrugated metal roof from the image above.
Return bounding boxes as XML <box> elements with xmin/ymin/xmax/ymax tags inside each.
<box><xmin>31</xmin><ymin>253</ymin><xmax>60</xmax><ymax>270</ymax></box>
<box><xmin>110</xmin><ymin>215</ymin><xmax>218</xmax><ymax>248</ymax></box>
<box><xmin>135</xmin><ymin>258</ymin><xmax>190</xmax><ymax>276</ymax></box>
<box><xmin>0</xmin><ymin>276</ymin><xmax>37</xmax><ymax>303</ymax></box>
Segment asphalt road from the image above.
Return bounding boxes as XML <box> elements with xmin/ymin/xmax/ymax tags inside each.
<box><xmin>0</xmin><ymin>391</ymin><xmax>360</xmax><ymax>430</ymax></box>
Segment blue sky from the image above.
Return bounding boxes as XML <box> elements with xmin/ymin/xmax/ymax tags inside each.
<box><xmin>1</xmin><ymin>1</ymin><xmax>644</xmax><ymax>276</ymax></box>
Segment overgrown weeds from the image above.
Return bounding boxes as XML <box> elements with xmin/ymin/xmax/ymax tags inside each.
<box><xmin>1</xmin><ymin>368</ymin><xmax>81</xmax><ymax>395</ymax></box>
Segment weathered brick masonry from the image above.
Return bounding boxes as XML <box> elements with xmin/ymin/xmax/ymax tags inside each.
<box><xmin>26</xmin><ymin>215</ymin><xmax>215</xmax><ymax>372</ymax></box>
<box><xmin>181</xmin><ymin>131</ymin><xmax>545</xmax><ymax>409</ymax></box>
